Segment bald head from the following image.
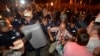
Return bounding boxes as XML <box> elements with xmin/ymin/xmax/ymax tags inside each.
<box><xmin>59</xmin><ymin>23</ymin><xmax>66</xmax><ymax>32</ymax></box>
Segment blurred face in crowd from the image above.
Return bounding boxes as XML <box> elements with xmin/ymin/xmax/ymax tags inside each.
<box><xmin>70</xmin><ymin>23</ymin><xmax>75</xmax><ymax>28</ymax></box>
<box><xmin>8</xmin><ymin>16</ymin><xmax>14</xmax><ymax>22</ymax></box>
<box><xmin>42</xmin><ymin>18</ymin><xmax>47</xmax><ymax>25</ymax></box>
<box><xmin>77</xmin><ymin>28</ymin><xmax>87</xmax><ymax>35</ymax></box>
<box><xmin>59</xmin><ymin>23</ymin><xmax>66</xmax><ymax>32</ymax></box>
<box><xmin>24</xmin><ymin>10</ymin><xmax>33</xmax><ymax>22</ymax></box>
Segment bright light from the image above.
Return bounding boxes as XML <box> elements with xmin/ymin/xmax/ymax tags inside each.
<box><xmin>50</xmin><ymin>2</ymin><xmax>54</xmax><ymax>6</ymax></box>
<box><xmin>20</xmin><ymin>0</ymin><xmax>25</xmax><ymax>4</ymax></box>
<box><xmin>0</xmin><ymin>15</ymin><xmax>2</xmax><ymax>18</ymax></box>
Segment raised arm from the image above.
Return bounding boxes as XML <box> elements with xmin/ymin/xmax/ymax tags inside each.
<box><xmin>48</xmin><ymin>27</ymin><xmax>59</xmax><ymax>42</ymax></box>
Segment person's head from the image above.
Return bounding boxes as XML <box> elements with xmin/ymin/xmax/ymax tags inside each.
<box><xmin>76</xmin><ymin>33</ymin><xmax>90</xmax><ymax>46</ymax></box>
<box><xmin>24</xmin><ymin>10</ymin><xmax>33</xmax><ymax>22</ymax></box>
<box><xmin>70</xmin><ymin>19</ymin><xmax>76</xmax><ymax>28</ymax></box>
<box><xmin>0</xmin><ymin>19</ymin><xmax>9</xmax><ymax>32</ymax></box>
<box><xmin>77</xmin><ymin>27</ymin><xmax>87</xmax><ymax>35</ymax></box>
<box><xmin>41</xmin><ymin>17</ymin><xmax>48</xmax><ymax>25</ymax></box>
<box><xmin>60</xmin><ymin>14</ymin><xmax>67</xmax><ymax>23</ymax></box>
<box><xmin>59</xmin><ymin>23</ymin><xmax>66</xmax><ymax>32</ymax></box>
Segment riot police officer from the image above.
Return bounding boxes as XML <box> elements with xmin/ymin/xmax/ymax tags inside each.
<box><xmin>0</xmin><ymin>19</ymin><xmax>24</xmax><ymax>56</ymax></box>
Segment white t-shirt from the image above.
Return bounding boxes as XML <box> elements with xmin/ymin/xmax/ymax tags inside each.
<box><xmin>50</xmin><ymin>27</ymin><xmax>72</xmax><ymax>41</ymax></box>
<box><xmin>86</xmin><ymin>37</ymin><xmax>100</xmax><ymax>53</ymax></box>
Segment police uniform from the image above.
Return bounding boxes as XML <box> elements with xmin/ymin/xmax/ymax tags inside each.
<box><xmin>0</xmin><ymin>29</ymin><xmax>21</xmax><ymax>49</ymax></box>
<box><xmin>10</xmin><ymin>18</ymin><xmax>22</xmax><ymax>30</ymax></box>
<box><xmin>66</xmin><ymin>23</ymin><xmax>78</xmax><ymax>37</ymax></box>
<box><xmin>41</xmin><ymin>22</ymin><xmax>52</xmax><ymax>38</ymax></box>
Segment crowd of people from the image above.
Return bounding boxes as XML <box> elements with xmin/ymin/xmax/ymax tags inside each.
<box><xmin>0</xmin><ymin>2</ymin><xmax>100</xmax><ymax>56</ymax></box>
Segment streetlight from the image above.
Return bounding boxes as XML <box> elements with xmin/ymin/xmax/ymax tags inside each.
<box><xmin>0</xmin><ymin>15</ymin><xmax>2</xmax><ymax>18</ymax></box>
<box><xmin>50</xmin><ymin>2</ymin><xmax>54</xmax><ymax>6</ymax></box>
<box><xmin>20</xmin><ymin>0</ymin><xmax>25</xmax><ymax>5</ymax></box>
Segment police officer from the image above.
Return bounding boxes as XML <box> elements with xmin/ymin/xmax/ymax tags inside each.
<box><xmin>66</xmin><ymin>20</ymin><xmax>78</xmax><ymax>37</ymax></box>
<box><xmin>0</xmin><ymin>19</ymin><xmax>24</xmax><ymax>56</ymax></box>
<box><xmin>41</xmin><ymin>17</ymin><xmax>52</xmax><ymax>40</ymax></box>
<box><xmin>4</xmin><ymin>13</ymin><xmax>22</xmax><ymax>30</ymax></box>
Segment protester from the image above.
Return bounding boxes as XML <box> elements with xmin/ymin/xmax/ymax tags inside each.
<box><xmin>0</xmin><ymin>2</ymin><xmax>100</xmax><ymax>56</ymax></box>
<box><xmin>63</xmin><ymin>33</ymin><xmax>93</xmax><ymax>56</ymax></box>
<box><xmin>48</xmin><ymin>23</ymin><xmax>72</xmax><ymax>56</ymax></box>
<box><xmin>21</xmin><ymin>9</ymin><xmax>42</xmax><ymax>56</ymax></box>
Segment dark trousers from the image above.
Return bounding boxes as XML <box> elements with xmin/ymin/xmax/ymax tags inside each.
<box><xmin>35</xmin><ymin>48</ymin><xmax>40</xmax><ymax>56</ymax></box>
<box><xmin>23</xmin><ymin>48</ymin><xmax>41</xmax><ymax>56</ymax></box>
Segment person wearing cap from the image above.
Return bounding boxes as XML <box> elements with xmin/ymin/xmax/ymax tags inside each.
<box><xmin>0</xmin><ymin>19</ymin><xmax>24</xmax><ymax>56</ymax></box>
<box><xmin>22</xmin><ymin>10</ymin><xmax>36</xmax><ymax>25</ymax></box>
<box><xmin>21</xmin><ymin>10</ymin><xmax>42</xmax><ymax>56</ymax></box>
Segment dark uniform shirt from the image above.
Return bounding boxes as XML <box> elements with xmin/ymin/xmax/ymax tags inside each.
<box><xmin>66</xmin><ymin>23</ymin><xmax>78</xmax><ymax>37</ymax></box>
<box><xmin>41</xmin><ymin>22</ymin><xmax>51</xmax><ymax>38</ymax></box>
<box><xmin>0</xmin><ymin>29</ymin><xmax>21</xmax><ymax>49</ymax></box>
<box><xmin>11</xmin><ymin>18</ymin><xmax>22</xmax><ymax>30</ymax></box>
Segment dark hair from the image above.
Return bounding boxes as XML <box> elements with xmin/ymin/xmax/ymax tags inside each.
<box><xmin>97</xmin><ymin>28</ymin><xmax>100</xmax><ymax>36</ymax></box>
<box><xmin>77</xmin><ymin>27</ymin><xmax>87</xmax><ymax>35</ymax></box>
<box><xmin>76</xmin><ymin>33</ymin><xmax>90</xmax><ymax>46</ymax></box>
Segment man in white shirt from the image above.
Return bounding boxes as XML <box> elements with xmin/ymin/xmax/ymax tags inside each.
<box><xmin>48</xmin><ymin>23</ymin><xmax>72</xmax><ymax>55</ymax></box>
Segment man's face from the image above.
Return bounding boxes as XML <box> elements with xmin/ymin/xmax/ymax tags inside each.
<box><xmin>59</xmin><ymin>24</ymin><xmax>66</xmax><ymax>32</ymax></box>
